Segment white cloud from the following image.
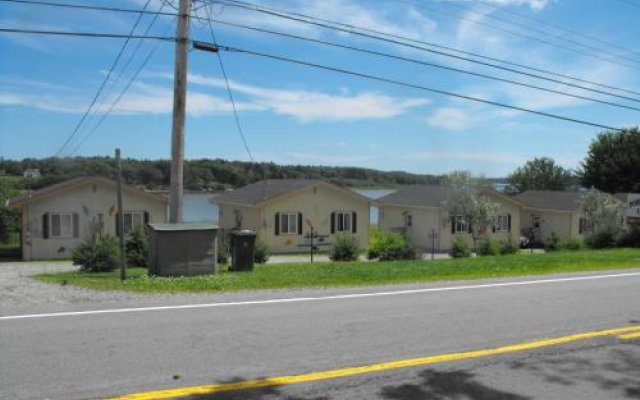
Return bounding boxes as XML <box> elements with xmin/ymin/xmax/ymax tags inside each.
<box><xmin>409</xmin><ymin>150</ymin><xmax>527</xmax><ymax>164</ymax></box>
<box><xmin>427</xmin><ymin>107</ymin><xmax>473</xmax><ymax>130</ymax></box>
<box><xmin>186</xmin><ymin>73</ymin><xmax>431</xmax><ymax>122</ymax></box>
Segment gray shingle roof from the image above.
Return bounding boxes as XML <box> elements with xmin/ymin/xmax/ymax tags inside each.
<box><xmin>6</xmin><ymin>176</ymin><xmax>167</xmax><ymax>208</ymax></box>
<box><xmin>376</xmin><ymin>184</ymin><xmax>482</xmax><ymax>207</ymax></box>
<box><xmin>513</xmin><ymin>190</ymin><xmax>583</xmax><ymax>212</ymax></box>
<box><xmin>214</xmin><ymin>179</ymin><xmax>362</xmax><ymax>206</ymax></box>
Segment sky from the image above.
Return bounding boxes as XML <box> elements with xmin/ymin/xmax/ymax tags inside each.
<box><xmin>0</xmin><ymin>0</ymin><xmax>639</xmax><ymax>177</ymax></box>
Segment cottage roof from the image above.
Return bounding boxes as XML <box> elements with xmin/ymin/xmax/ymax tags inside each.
<box><xmin>513</xmin><ymin>190</ymin><xmax>583</xmax><ymax>212</ymax></box>
<box><xmin>5</xmin><ymin>176</ymin><xmax>168</xmax><ymax>209</ymax></box>
<box><xmin>213</xmin><ymin>179</ymin><xmax>369</xmax><ymax>206</ymax></box>
<box><xmin>376</xmin><ymin>184</ymin><xmax>522</xmax><ymax>208</ymax></box>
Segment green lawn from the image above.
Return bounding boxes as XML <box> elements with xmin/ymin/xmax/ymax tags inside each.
<box><xmin>34</xmin><ymin>248</ymin><xmax>640</xmax><ymax>293</ymax></box>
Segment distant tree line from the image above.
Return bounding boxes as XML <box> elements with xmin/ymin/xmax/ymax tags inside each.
<box><xmin>0</xmin><ymin>157</ymin><xmax>439</xmax><ymax>192</ymax></box>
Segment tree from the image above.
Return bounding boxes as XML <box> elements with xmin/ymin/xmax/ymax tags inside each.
<box><xmin>445</xmin><ymin>173</ymin><xmax>499</xmax><ymax>252</ymax></box>
<box><xmin>581</xmin><ymin>188</ymin><xmax>625</xmax><ymax>248</ymax></box>
<box><xmin>506</xmin><ymin>157</ymin><xmax>574</xmax><ymax>194</ymax></box>
<box><xmin>580</xmin><ymin>127</ymin><xmax>640</xmax><ymax>193</ymax></box>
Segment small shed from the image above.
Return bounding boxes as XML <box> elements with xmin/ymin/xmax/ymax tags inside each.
<box><xmin>148</xmin><ymin>223</ymin><xmax>219</xmax><ymax>277</ymax></box>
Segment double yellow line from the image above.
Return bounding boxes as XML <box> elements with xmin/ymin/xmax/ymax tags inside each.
<box><xmin>103</xmin><ymin>324</ymin><xmax>640</xmax><ymax>400</ymax></box>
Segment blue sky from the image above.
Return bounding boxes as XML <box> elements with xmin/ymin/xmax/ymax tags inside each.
<box><xmin>1</xmin><ymin>0</ymin><xmax>639</xmax><ymax>176</ymax></box>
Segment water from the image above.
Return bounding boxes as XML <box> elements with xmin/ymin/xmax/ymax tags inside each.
<box><xmin>183</xmin><ymin>188</ymin><xmax>395</xmax><ymax>224</ymax></box>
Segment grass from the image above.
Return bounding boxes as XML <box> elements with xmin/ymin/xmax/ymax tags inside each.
<box><xmin>34</xmin><ymin>248</ymin><xmax>640</xmax><ymax>294</ymax></box>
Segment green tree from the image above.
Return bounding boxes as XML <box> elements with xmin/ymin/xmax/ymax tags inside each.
<box><xmin>580</xmin><ymin>127</ymin><xmax>640</xmax><ymax>193</ymax></box>
<box><xmin>506</xmin><ymin>157</ymin><xmax>574</xmax><ymax>194</ymax></box>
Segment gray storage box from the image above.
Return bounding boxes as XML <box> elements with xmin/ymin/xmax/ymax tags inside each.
<box><xmin>148</xmin><ymin>223</ymin><xmax>219</xmax><ymax>277</ymax></box>
<box><xmin>230</xmin><ymin>229</ymin><xmax>257</xmax><ymax>272</ymax></box>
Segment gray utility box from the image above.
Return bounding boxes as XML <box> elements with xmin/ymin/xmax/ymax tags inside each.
<box><xmin>230</xmin><ymin>229</ymin><xmax>257</xmax><ymax>272</ymax></box>
<box><xmin>148</xmin><ymin>223</ymin><xmax>219</xmax><ymax>277</ymax></box>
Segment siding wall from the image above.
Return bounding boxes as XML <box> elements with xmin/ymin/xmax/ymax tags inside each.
<box><xmin>21</xmin><ymin>181</ymin><xmax>167</xmax><ymax>260</ymax></box>
<box><xmin>519</xmin><ymin>209</ymin><xmax>583</xmax><ymax>243</ymax></box>
<box><xmin>219</xmin><ymin>183</ymin><xmax>370</xmax><ymax>253</ymax></box>
<box><xmin>379</xmin><ymin>192</ymin><xmax>522</xmax><ymax>251</ymax></box>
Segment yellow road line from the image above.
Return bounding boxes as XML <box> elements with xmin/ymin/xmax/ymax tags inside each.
<box><xmin>102</xmin><ymin>324</ymin><xmax>640</xmax><ymax>400</ymax></box>
<box><xmin>619</xmin><ymin>331</ymin><xmax>640</xmax><ymax>340</ymax></box>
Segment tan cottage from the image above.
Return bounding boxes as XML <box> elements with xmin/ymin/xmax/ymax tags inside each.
<box><xmin>514</xmin><ymin>190</ymin><xmax>623</xmax><ymax>244</ymax></box>
<box><xmin>376</xmin><ymin>185</ymin><xmax>524</xmax><ymax>252</ymax></box>
<box><xmin>615</xmin><ymin>193</ymin><xmax>640</xmax><ymax>231</ymax></box>
<box><xmin>215</xmin><ymin>180</ymin><xmax>370</xmax><ymax>253</ymax></box>
<box><xmin>6</xmin><ymin>176</ymin><xmax>168</xmax><ymax>260</ymax></box>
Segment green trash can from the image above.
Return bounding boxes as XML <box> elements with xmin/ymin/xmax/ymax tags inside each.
<box><xmin>230</xmin><ymin>230</ymin><xmax>257</xmax><ymax>272</ymax></box>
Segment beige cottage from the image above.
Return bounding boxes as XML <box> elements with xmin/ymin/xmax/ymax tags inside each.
<box><xmin>513</xmin><ymin>190</ymin><xmax>623</xmax><ymax>244</ymax></box>
<box><xmin>376</xmin><ymin>185</ymin><xmax>524</xmax><ymax>252</ymax></box>
<box><xmin>615</xmin><ymin>193</ymin><xmax>640</xmax><ymax>231</ymax></box>
<box><xmin>215</xmin><ymin>180</ymin><xmax>370</xmax><ymax>253</ymax></box>
<box><xmin>6</xmin><ymin>176</ymin><xmax>168</xmax><ymax>260</ymax></box>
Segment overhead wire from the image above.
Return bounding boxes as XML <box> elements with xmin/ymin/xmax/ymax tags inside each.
<box><xmin>211</xmin><ymin>42</ymin><xmax>622</xmax><ymax>131</ymax></box>
<box><xmin>4</xmin><ymin>0</ymin><xmax>640</xmax><ymax>99</ymax></box>
<box><xmin>190</xmin><ymin>16</ymin><xmax>640</xmax><ymax>112</ymax></box>
<box><xmin>210</xmin><ymin>0</ymin><xmax>640</xmax><ymax>99</ymax></box>
<box><xmin>201</xmin><ymin>2</ymin><xmax>254</xmax><ymax>162</ymax></box>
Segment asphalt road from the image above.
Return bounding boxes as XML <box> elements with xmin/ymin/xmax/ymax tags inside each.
<box><xmin>1</xmin><ymin>269</ymin><xmax>640</xmax><ymax>400</ymax></box>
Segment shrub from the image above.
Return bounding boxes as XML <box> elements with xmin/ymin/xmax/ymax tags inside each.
<box><xmin>125</xmin><ymin>225</ymin><xmax>148</xmax><ymax>267</ymax></box>
<box><xmin>546</xmin><ymin>231</ymin><xmax>561</xmax><ymax>252</ymax></box>
<box><xmin>562</xmin><ymin>238</ymin><xmax>583</xmax><ymax>251</ymax></box>
<box><xmin>500</xmin><ymin>235</ymin><xmax>520</xmax><ymax>255</ymax></box>
<box><xmin>218</xmin><ymin>235</ymin><xmax>229</xmax><ymax>265</ymax></box>
<box><xmin>367</xmin><ymin>232</ymin><xmax>418</xmax><ymax>261</ymax></box>
<box><xmin>254</xmin><ymin>240</ymin><xmax>270</xmax><ymax>263</ymax></box>
<box><xmin>585</xmin><ymin>228</ymin><xmax>618</xmax><ymax>249</ymax></box>
<box><xmin>72</xmin><ymin>235</ymin><xmax>119</xmax><ymax>272</ymax></box>
<box><xmin>617</xmin><ymin>228</ymin><xmax>640</xmax><ymax>248</ymax></box>
<box><xmin>476</xmin><ymin>237</ymin><xmax>500</xmax><ymax>256</ymax></box>
<box><xmin>450</xmin><ymin>236</ymin><xmax>471</xmax><ymax>258</ymax></box>
<box><xmin>331</xmin><ymin>234</ymin><xmax>360</xmax><ymax>261</ymax></box>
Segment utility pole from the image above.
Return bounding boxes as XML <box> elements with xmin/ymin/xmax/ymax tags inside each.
<box><xmin>169</xmin><ymin>0</ymin><xmax>192</xmax><ymax>223</ymax></box>
<box><xmin>116</xmin><ymin>148</ymin><xmax>126</xmax><ymax>281</ymax></box>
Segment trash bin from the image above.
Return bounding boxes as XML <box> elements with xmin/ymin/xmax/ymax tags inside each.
<box><xmin>230</xmin><ymin>229</ymin><xmax>257</xmax><ymax>272</ymax></box>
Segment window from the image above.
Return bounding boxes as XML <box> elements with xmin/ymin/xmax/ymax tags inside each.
<box><xmin>453</xmin><ymin>215</ymin><xmax>469</xmax><ymax>234</ymax></box>
<box><xmin>532</xmin><ymin>215</ymin><xmax>541</xmax><ymax>229</ymax></box>
<box><xmin>404</xmin><ymin>213</ymin><xmax>413</xmax><ymax>228</ymax></box>
<box><xmin>122</xmin><ymin>211</ymin><xmax>145</xmax><ymax>234</ymax></box>
<box><xmin>579</xmin><ymin>217</ymin><xmax>593</xmax><ymax>234</ymax></box>
<box><xmin>495</xmin><ymin>214</ymin><xmax>510</xmax><ymax>232</ymax></box>
<box><xmin>280</xmin><ymin>212</ymin><xmax>298</xmax><ymax>235</ymax></box>
<box><xmin>233</xmin><ymin>210</ymin><xmax>243</xmax><ymax>228</ymax></box>
<box><xmin>50</xmin><ymin>212</ymin><xmax>73</xmax><ymax>238</ymax></box>
<box><xmin>336</xmin><ymin>212</ymin><xmax>352</xmax><ymax>232</ymax></box>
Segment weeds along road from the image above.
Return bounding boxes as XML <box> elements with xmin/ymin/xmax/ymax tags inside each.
<box><xmin>1</xmin><ymin>268</ymin><xmax>640</xmax><ymax>400</ymax></box>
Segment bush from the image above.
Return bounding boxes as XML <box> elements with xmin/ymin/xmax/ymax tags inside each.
<box><xmin>218</xmin><ymin>235</ymin><xmax>229</xmax><ymax>265</ymax></box>
<box><xmin>500</xmin><ymin>235</ymin><xmax>520</xmax><ymax>255</ymax></box>
<box><xmin>585</xmin><ymin>228</ymin><xmax>618</xmax><ymax>249</ymax></box>
<box><xmin>254</xmin><ymin>240</ymin><xmax>270</xmax><ymax>263</ymax></box>
<box><xmin>476</xmin><ymin>237</ymin><xmax>500</xmax><ymax>256</ymax></box>
<box><xmin>562</xmin><ymin>238</ymin><xmax>583</xmax><ymax>251</ymax></box>
<box><xmin>367</xmin><ymin>232</ymin><xmax>418</xmax><ymax>261</ymax></box>
<box><xmin>330</xmin><ymin>234</ymin><xmax>360</xmax><ymax>261</ymax></box>
<box><xmin>72</xmin><ymin>235</ymin><xmax>119</xmax><ymax>272</ymax></box>
<box><xmin>450</xmin><ymin>236</ymin><xmax>471</xmax><ymax>258</ymax></box>
<box><xmin>125</xmin><ymin>225</ymin><xmax>148</xmax><ymax>267</ymax></box>
<box><xmin>546</xmin><ymin>231</ymin><xmax>561</xmax><ymax>252</ymax></box>
<box><xmin>617</xmin><ymin>228</ymin><xmax>640</xmax><ymax>248</ymax></box>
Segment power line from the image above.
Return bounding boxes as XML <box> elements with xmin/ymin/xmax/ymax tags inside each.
<box><xmin>472</xmin><ymin>0</ymin><xmax>640</xmax><ymax>60</ymax></box>
<box><xmin>415</xmin><ymin>0</ymin><xmax>640</xmax><ymax>69</ymax></box>
<box><xmin>212</xmin><ymin>42</ymin><xmax>622</xmax><ymax>131</ymax></box>
<box><xmin>53</xmin><ymin>0</ymin><xmax>155</xmax><ymax>157</ymax></box>
<box><xmin>202</xmin><ymin>3</ymin><xmax>254</xmax><ymax>162</ymax></box>
<box><xmin>201</xmin><ymin>16</ymin><xmax>640</xmax><ymax>112</ymax></box>
<box><xmin>5</xmin><ymin>0</ymin><xmax>640</xmax><ymax>99</ymax></box>
<box><xmin>211</xmin><ymin>0</ymin><xmax>640</xmax><ymax>99</ymax></box>
<box><xmin>0</xmin><ymin>27</ymin><xmax>175</xmax><ymax>41</ymax></box>
<box><xmin>68</xmin><ymin>19</ymin><xmax>177</xmax><ymax>156</ymax></box>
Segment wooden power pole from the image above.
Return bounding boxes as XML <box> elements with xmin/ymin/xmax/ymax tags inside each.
<box><xmin>116</xmin><ymin>148</ymin><xmax>126</xmax><ymax>281</ymax></box>
<box><xmin>169</xmin><ymin>0</ymin><xmax>192</xmax><ymax>223</ymax></box>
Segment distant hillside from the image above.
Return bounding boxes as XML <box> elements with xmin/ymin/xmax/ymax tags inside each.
<box><xmin>0</xmin><ymin>157</ymin><xmax>439</xmax><ymax>191</ymax></box>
